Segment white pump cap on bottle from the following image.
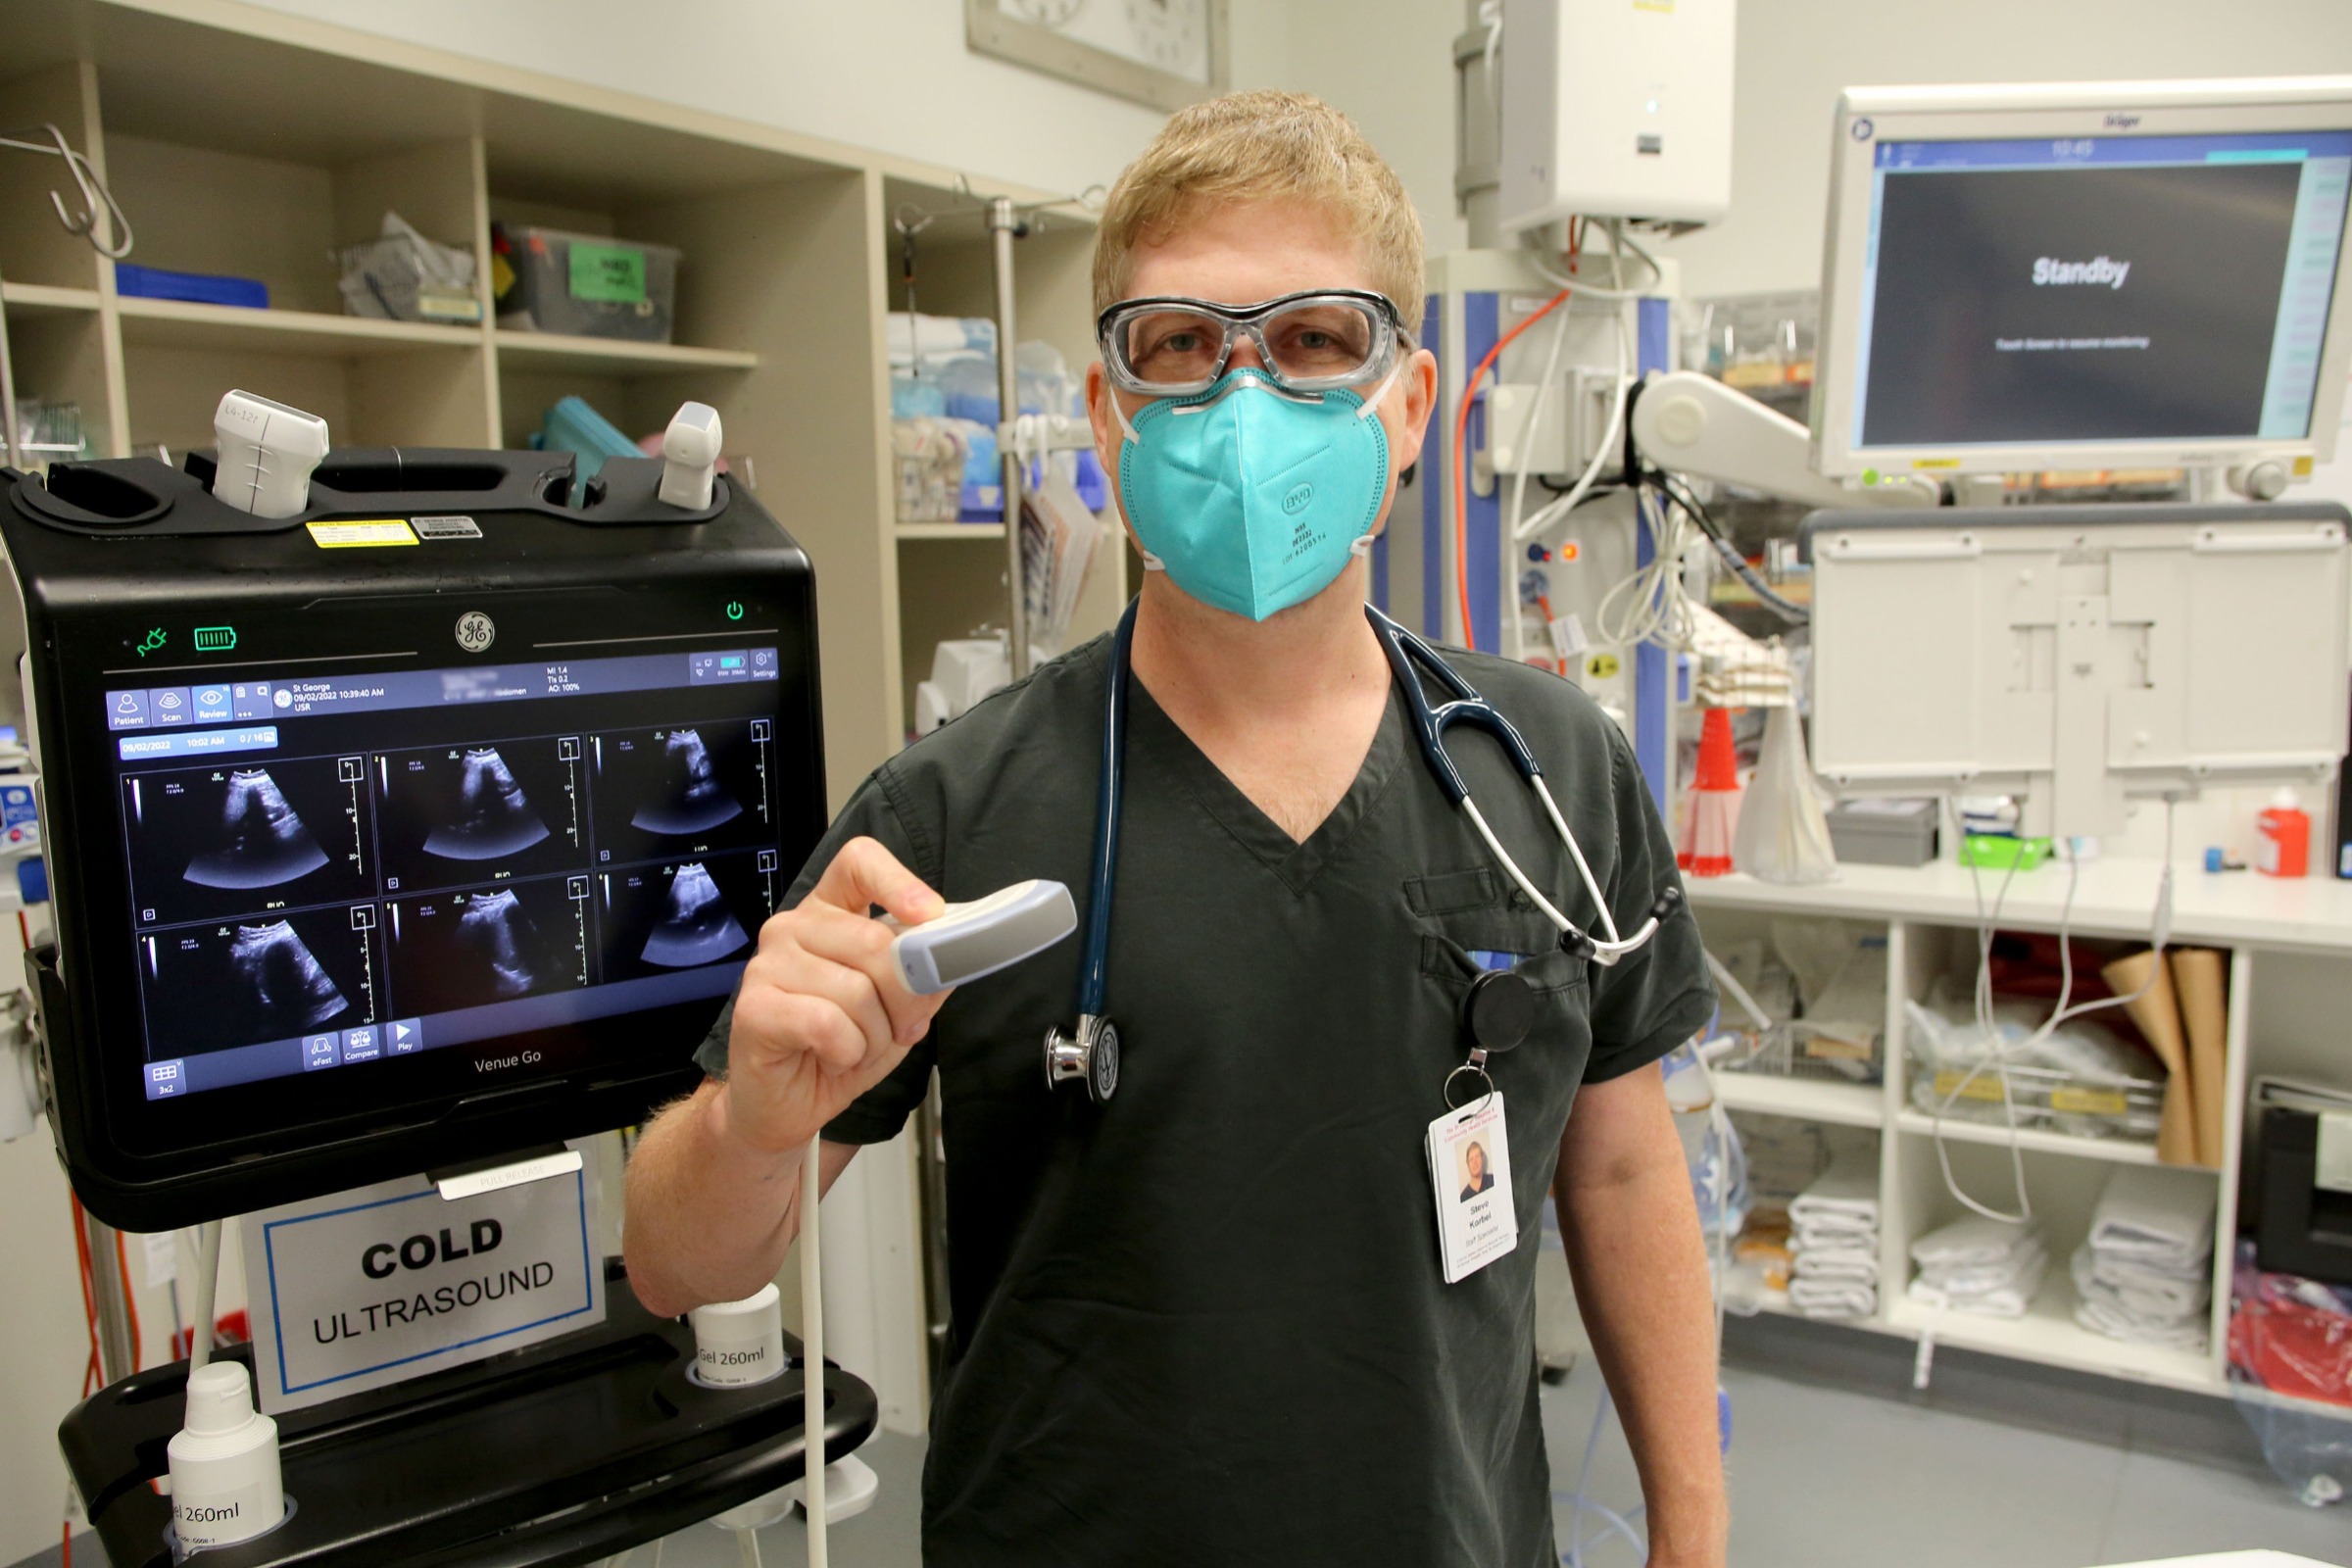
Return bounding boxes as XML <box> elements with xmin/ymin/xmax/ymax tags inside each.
<box><xmin>167</xmin><ymin>1361</ymin><xmax>285</xmax><ymax>1548</ymax></box>
<box><xmin>689</xmin><ymin>1281</ymin><xmax>786</xmax><ymax>1388</ymax></box>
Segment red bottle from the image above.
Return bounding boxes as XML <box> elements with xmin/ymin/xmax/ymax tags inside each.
<box><xmin>2257</xmin><ymin>789</ymin><xmax>2310</xmax><ymax>879</ymax></box>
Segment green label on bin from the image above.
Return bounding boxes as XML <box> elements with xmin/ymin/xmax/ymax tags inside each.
<box><xmin>569</xmin><ymin>242</ymin><xmax>646</xmax><ymax>304</ymax></box>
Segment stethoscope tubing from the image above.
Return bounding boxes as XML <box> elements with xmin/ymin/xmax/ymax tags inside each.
<box><xmin>1065</xmin><ymin>599</ymin><xmax>1669</xmax><ymax>1054</ymax></box>
<box><xmin>1076</xmin><ymin>601</ymin><xmax>1138</xmax><ymax>1020</ymax></box>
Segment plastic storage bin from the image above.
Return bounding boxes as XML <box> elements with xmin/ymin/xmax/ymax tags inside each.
<box><xmin>337</xmin><ymin>229</ymin><xmax>480</xmax><ymax>324</ymax></box>
<box><xmin>494</xmin><ymin>222</ymin><xmax>678</xmax><ymax>343</ymax></box>
<box><xmin>1824</xmin><ymin>798</ymin><xmax>1938</xmax><ymax>867</ymax></box>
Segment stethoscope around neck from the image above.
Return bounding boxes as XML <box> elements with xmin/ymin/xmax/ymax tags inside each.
<box><xmin>1045</xmin><ymin>600</ymin><xmax>1684</xmax><ymax>1104</ymax></box>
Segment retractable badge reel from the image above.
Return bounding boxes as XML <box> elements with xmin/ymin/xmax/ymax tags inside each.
<box><xmin>1427</xmin><ymin>967</ymin><xmax>1533</xmax><ymax>1284</ymax></box>
<box><xmin>1450</xmin><ymin>967</ymin><xmax>1535</xmax><ymax>1106</ymax></box>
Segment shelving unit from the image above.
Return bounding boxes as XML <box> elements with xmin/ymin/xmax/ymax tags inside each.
<box><xmin>0</xmin><ymin>0</ymin><xmax>1130</xmax><ymax>808</ymax></box>
<box><xmin>0</xmin><ymin>10</ymin><xmax>1131</xmax><ymax>1488</ymax></box>
<box><xmin>1690</xmin><ymin>859</ymin><xmax>2352</xmax><ymax>1396</ymax></box>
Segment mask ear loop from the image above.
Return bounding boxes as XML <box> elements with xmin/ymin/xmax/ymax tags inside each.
<box><xmin>1106</xmin><ymin>390</ymin><xmax>1166</xmax><ymax>573</ymax></box>
<box><xmin>1347</xmin><ymin>354</ymin><xmax>1410</xmax><ymax>560</ymax></box>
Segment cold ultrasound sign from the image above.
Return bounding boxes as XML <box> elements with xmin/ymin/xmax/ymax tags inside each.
<box><xmin>240</xmin><ymin>1156</ymin><xmax>605</xmax><ymax>1413</ymax></box>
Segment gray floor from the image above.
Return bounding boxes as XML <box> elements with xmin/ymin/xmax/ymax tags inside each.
<box><xmin>24</xmin><ymin>1318</ymin><xmax>2349</xmax><ymax>1568</ymax></box>
<box><xmin>1544</xmin><ymin>1315</ymin><xmax>2352</xmax><ymax>1568</ymax></box>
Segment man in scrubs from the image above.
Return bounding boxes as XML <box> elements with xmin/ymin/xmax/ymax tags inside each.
<box><xmin>625</xmin><ymin>90</ymin><xmax>1727</xmax><ymax>1566</ymax></box>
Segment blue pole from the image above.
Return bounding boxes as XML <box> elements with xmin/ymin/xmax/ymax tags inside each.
<box><xmin>1633</xmin><ymin>295</ymin><xmax>1672</xmax><ymax>816</ymax></box>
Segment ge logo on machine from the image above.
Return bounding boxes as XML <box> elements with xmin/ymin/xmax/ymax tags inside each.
<box><xmin>455</xmin><ymin>611</ymin><xmax>496</xmax><ymax>654</ymax></box>
<box><xmin>1851</xmin><ymin>118</ymin><xmax>1874</xmax><ymax>141</ymax></box>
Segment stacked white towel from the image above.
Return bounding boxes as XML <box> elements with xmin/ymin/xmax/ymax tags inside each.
<box><xmin>2071</xmin><ymin>1164</ymin><xmax>2217</xmax><ymax>1350</ymax></box>
<box><xmin>1788</xmin><ymin>1154</ymin><xmax>1880</xmax><ymax>1318</ymax></box>
<box><xmin>1906</xmin><ymin>1216</ymin><xmax>2047</xmax><ymax>1318</ymax></box>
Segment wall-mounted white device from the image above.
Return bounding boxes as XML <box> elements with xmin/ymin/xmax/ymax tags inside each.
<box><xmin>211</xmin><ymin>390</ymin><xmax>328</xmax><ymax>518</ymax></box>
<box><xmin>659</xmin><ymin>401</ymin><xmax>723</xmax><ymax>510</ymax></box>
<box><xmin>1497</xmin><ymin>0</ymin><xmax>1737</xmax><ymax>234</ymax></box>
<box><xmin>1800</xmin><ymin>504</ymin><xmax>2352</xmax><ymax>841</ymax></box>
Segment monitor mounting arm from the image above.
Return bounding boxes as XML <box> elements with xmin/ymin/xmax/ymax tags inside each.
<box><xmin>1630</xmin><ymin>370</ymin><xmax>1938</xmax><ymax>510</ymax></box>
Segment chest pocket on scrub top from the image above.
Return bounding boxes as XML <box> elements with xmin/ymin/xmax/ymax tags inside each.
<box><xmin>1404</xmin><ymin>866</ymin><xmax>1592</xmax><ymax>1080</ymax></box>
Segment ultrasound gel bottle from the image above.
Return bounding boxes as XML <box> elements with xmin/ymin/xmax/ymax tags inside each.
<box><xmin>168</xmin><ymin>1361</ymin><xmax>284</xmax><ymax>1549</ymax></box>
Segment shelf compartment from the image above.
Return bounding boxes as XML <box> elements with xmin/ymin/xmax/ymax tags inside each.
<box><xmin>1891</xmin><ymin>1108</ymin><xmax>2198</xmax><ymax>1167</ymax></box>
<box><xmin>1884</xmin><ymin>1280</ymin><xmax>2218</xmax><ymax>1395</ymax></box>
<box><xmin>116</xmin><ymin>297</ymin><xmax>483</xmax><ymax>357</ymax></box>
<box><xmin>1714</xmin><ymin>1071</ymin><xmax>1884</xmax><ymax>1128</ymax></box>
<box><xmin>493</xmin><ymin>329</ymin><xmax>757</xmax><ymax>375</ymax></box>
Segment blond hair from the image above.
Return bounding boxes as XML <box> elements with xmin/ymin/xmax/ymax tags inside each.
<box><xmin>1093</xmin><ymin>90</ymin><xmax>1426</xmax><ymax>335</ymax></box>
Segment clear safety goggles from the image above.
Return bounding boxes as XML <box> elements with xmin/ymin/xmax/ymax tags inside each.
<box><xmin>1097</xmin><ymin>289</ymin><xmax>1410</xmax><ymax>398</ymax></box>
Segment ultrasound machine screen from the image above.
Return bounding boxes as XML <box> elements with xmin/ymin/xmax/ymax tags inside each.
<box><xmin>112</xmin><ymin>649</ymin><xmax>786</xmax><ymax>1102</ymax></box>
<box><xmin>8</xmin><ymin>444</ymin><xmax>824</xmax><ymax>1228</ymax></box>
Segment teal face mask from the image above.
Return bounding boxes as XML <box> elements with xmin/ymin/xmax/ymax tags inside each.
<box><xmin>1115</xmin><ymin>367</ymin><xmax>1396</xmax><ymax>622</ymax></box>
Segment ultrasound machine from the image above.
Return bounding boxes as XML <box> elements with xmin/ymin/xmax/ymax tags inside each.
<box><xmin>14</xmin><ymin>396</ymin><xmax>873</xmax><ymax>1565</ymax></box>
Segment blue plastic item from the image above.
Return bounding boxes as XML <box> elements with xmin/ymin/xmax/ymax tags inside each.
<box><xmin>114</xmin><ymin>263</ymin><xmax>269</xmax><ymax>310</ymax></box>
<box><xmin>530</xmin><ymin>395</ymin><xmax>639</xmax><ymax>505</ymax></box>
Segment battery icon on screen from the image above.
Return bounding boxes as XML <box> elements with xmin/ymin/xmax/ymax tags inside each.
<box><xmin>193</xmin><ymin>626</ymin><xmax>236</xmax><ymax>651</ymax></box>
<box><xmin>719</xmin><ymin>655</ymin><xmax>745</xmax><ymax>669</ymax></box>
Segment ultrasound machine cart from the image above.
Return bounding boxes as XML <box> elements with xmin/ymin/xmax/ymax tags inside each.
<box><xmin>8</xmin><ymin>440</ymin><xmax>876</xmax><ymax>1565</ymax></box>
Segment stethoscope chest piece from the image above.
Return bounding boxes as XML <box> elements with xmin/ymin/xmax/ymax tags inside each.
<box><xmin>1045</xmin><ymin>1014</ymin><xmax>1120</xmax><ymax>1104</ymax></box>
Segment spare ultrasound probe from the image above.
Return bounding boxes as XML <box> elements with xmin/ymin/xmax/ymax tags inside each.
<box><xmin>884</xmin><ymin>880</ymin><xmax>1077</xmax><ymax>996</ymax></box>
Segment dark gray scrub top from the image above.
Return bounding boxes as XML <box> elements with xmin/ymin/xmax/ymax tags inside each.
<box><xmin>696</xmin><ymin>630</ymin><xmax>1715</xmax><ymax>1566</ymax></box>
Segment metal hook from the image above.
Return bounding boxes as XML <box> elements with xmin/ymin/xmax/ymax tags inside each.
<box><xmin>0</xmin><ymin>124</ymin><xmax>133</xmax><ymax>258</ymax></box>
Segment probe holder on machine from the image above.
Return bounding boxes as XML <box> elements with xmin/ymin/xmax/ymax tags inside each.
<box><xmin>9</xmin><ymin>439</ymin><xmax>875</xmax><ymax>1563</ymax></box>
<box><xmin>62</xmin><ymin>1262</ymin><xmax>877</xmax><ymax>1568</ymax></box>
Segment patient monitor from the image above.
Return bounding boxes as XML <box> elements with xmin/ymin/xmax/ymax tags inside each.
<box><xmin>1815</xmin><ymin>76</ymin><xmax>2352</xmax><ymax>489</ymax></box>
<box><xmin>1797</xmin><ymin>78</ymin><xmax>2352</xmax><ymax>842</ymax></box>
<box><xmin>1641</xmin><ymin>76</ymin><xmax>2352</xmax><ymax>842</ymax></box>
<box><xmin>7</xmin><ymin>437</ymin><xmax>824</xmax><ymax>1229</ymax></box>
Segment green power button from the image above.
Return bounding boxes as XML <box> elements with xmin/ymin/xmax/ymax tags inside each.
<box><xmin>723</xmin><ymin>601</ymin><xmax>744</xmax><ymax>621</ymax></box>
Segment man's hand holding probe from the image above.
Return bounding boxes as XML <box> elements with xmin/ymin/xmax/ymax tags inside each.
<box><xmin>623</xmin><ymin>837</ymin><xmax>948</xmax><ymax>1317</ymax></box>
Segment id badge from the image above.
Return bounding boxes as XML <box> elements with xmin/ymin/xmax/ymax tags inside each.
<box><xmin>1426</xmin><ymin>1092</ymin><xmax>1518</xmax><ymax>1284</ymax></box>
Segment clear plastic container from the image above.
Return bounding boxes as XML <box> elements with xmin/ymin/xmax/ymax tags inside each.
<box><xmin>495</xmin><ymin>222</ymin><xmax>679</xmax><ymax>343</ymax></box>
<box><xmin>336</xmin><ymin>220</ymin><xmax>480</xmax><ymax>324</ymax></box>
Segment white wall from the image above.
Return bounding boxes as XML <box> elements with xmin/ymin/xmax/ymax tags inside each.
<box><xmin>1672</xmin><ymin>0</ymin><xmax>2352</xmax><ymax>298</ymax></box>
<box><xmin>237</xmin><ymin>0</ymin><xmax>1190</xmax><ymax>199</ymax></box>
<box><xmin>1238</xmin><ymin>0</ymin><xmax>1475</xmax><ymax>259</ymax></box>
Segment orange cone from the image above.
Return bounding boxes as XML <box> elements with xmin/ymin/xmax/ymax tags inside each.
<box><xmin>1679</xmin><ymin>708</ymin><xmax>1741</xmax><ymax>877</ymax></box>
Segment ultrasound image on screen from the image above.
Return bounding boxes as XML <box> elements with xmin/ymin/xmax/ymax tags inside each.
<box><xmin>375</xmin><ymin>740</ymin><xmax>586</xmax><ymax>889</ymax></box>
<box><xmin>386</xmin><ymin>875</ymin><xmax>589</xmax><ymax>1014</ymax></box>
<box><xmin>598</xmin><ymin>851</ymin><xmax>776</xmax><ymax>981</ymax></box>
<box><xmin>591</xmin><ymin>721</ymin><xmax>773</xmax><ymax>863</ymax></box>
<box><xmin>141</xmin><ymin>905</ymin><xmax>381</xmax><ymax>1057</ymax></box>
<box><xmin>1860</xmin><ymin>162</ymin><xmax>2303</xmax><ymax>447</ymax></box>
<box><xmin>122</xmin><ymin>758</ymin><xmax>373</xmax><ymax>926</ymax></box>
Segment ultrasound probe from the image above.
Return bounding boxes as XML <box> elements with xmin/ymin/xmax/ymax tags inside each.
<box><xmin>882</xmin><ymin>879</ymin><xmax>1077</xmax><ymax>995</ymax></box>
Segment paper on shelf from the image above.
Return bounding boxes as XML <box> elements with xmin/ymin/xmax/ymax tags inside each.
<box><xmin>2170</xmin><ymin>949</ymin><xmax>2229</xmax><ymax>1170</ymax></box>
<box><xmin>2103</xmin><ymin>950</ymin><xmax>2202</xmax><ymax>1168</ymax></box>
